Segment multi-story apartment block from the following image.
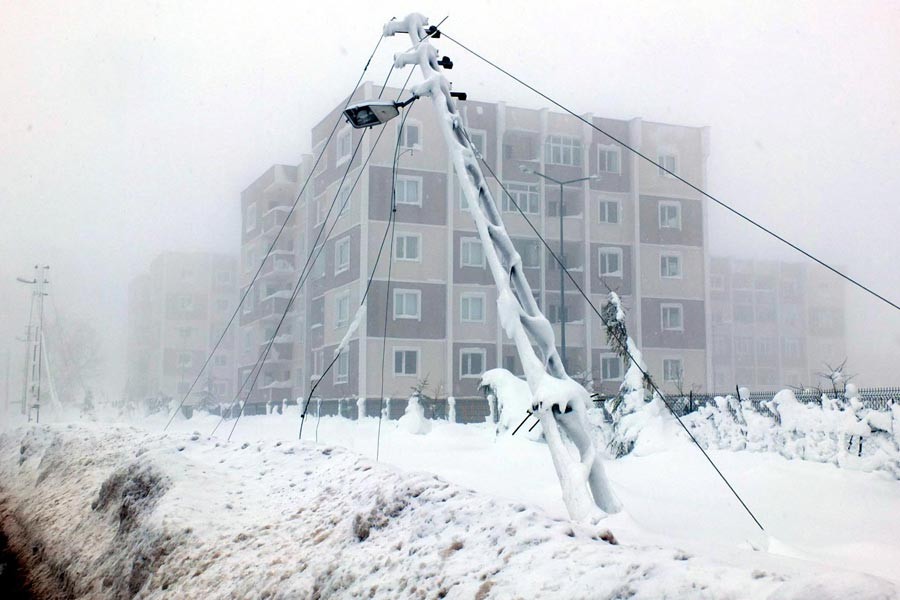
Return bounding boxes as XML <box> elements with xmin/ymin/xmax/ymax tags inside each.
<box><xmin>126</xmin><ymin>252</ymin><xmax>239</xmax><ymax>408</ymax></box>
<box><xmin>709</xmin><ymin>257</ymin><xmax>847</xmax><ymax>391</ymax></box>
<box><xmin>238</xmin><ymin>163</ymin><xmax>311</xmax><ymax>413</ymax></box>
<box><xmin>237</xmin><ymin>83</ymin><xmax>711</xmax><ymax>412</ymax></box>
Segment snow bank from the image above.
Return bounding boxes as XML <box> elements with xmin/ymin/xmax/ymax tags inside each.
<box><xmin>2</xmin><ymin>423</ymin><xmax>893</xmax><ymax>599</ymax></box>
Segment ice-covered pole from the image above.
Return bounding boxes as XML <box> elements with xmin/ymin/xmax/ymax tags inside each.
<box><xmin>384</xmin><ymin>13</ymin><xmax>619</xmax><ymax>522</ymax></box>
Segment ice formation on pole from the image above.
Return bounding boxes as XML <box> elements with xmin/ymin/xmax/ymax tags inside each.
<box><xmin>334</xmin><ymin>304</ymin><xmax>366</xmax><ymax>357</ymax></box>
<box><xmin>385</xmin><ymin>13</ymin><xmax>619</xmax><ymax>521</ymax></box>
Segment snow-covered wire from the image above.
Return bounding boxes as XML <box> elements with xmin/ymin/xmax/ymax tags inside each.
<box><xmin>165</xmin><ymin>32</ymin><xmax>389</xmax><ymax>432</ymax></box>
<box><xmin>225</xmin><ymin>71</ymin><xmax>419</xmax><ymax>442</ymax></box>
<box><xmin>440</xmin><ymin>30</ymin><xmax>900</xmax><ymax>315</ymax></box>
<box><xmin>297</xmin><ymin>107</ymin><xmax>413</xmax><ymax>442</ymax></box>
<box><xmin>471</xmin><ymin>138</ymin><xmax>766</xmax><ymax>532</ymax></box>
<box><xmin>375</xmin><ymin>109</ymin><xmax>411</xmax><ymax>462</ymax></box>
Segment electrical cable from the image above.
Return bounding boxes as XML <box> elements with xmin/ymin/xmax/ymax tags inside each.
<box><xmin>217</xmin><ymin>70</ymin><xmax>418</xmax><ymax>441</ymax></box>
<box><xmin>467</xmin><ymin>127</ymin><xmax>765</xmax><ymax>531</ymax></box>
<box><xmin>440</xmin><ymin>30</ymin><xmax>900</xmax><ymax>315</ymax></box>
<box><xmin>374</xmin><ymin>110</ymin><xmax>410</xmax><ymax>462</ymax></box>
<box><xmin>164</xmin><ymin>32</ymin><xmax>389</xmax><ymax>432</ymax></box>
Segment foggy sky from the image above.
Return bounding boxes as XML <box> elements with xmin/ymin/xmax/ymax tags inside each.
<box><xmin>2</xmin><ymin>0</ymin><xmax>899</xmax><ymax>400</ymax></box>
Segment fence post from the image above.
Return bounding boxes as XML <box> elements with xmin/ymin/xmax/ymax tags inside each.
<box><xmin>689</xmin><ymin>390</ymin><xmax>693</xmax><ymax>413</ymax></box>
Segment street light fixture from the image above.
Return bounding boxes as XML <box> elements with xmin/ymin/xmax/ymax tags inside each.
<box><xmin>518</xmin><ymin>165</ymin><xmax>598</xmax><ymax>369</ymax></box>
<box><xmin>343</xmin><ymin>96</ymin><xmax>418</xmax><ymax>129</ymax></box>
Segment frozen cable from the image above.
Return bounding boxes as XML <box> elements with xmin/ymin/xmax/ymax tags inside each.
<box><xmin>440</xmin><ymin>30</ymin><xmax>900</xmax><ymax>314</ymax></box>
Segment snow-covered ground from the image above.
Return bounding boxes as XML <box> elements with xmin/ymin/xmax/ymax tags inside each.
<box><xmin>1</xmin><ymin>409</ymin><xmax>898</xmax><ymax>598</ymax></box>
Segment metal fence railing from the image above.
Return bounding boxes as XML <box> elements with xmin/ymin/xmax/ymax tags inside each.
<box><xmin>653</xmin><ymin>387</ymin><xmax>900</xmax><ymax>419</ymax></box>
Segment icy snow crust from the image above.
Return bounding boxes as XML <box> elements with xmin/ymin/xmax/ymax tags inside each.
<box><xmin>2</xmin><ymin>423</ymin><xmax>895</xmax><ymax>599</ymax></box>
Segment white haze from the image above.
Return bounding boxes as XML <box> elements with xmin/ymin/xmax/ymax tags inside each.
<box><xmin>1</xmin><ymin>0</ymin><xmax>898</xmax><ymax>401</ymax></box>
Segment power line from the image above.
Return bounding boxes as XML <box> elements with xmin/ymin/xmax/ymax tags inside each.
<box><xmin>374</xmin><ymin>109</ymin><xmax>411</xmax><ymax>462</ymax></box>
<box><xmin>217</xmin><ymin>70</ymin><xmax>419</xmax><ymax>441</ymax></box>
<box><xmin>440</xmin><ymin>30</ymin><xmax>900</xmax><ymax>314</ymax></box>
<box><xmin>467</xmin><ymin>128</ymin><xmax>766</xmax><ymax>532</ymax></box>
<box><xmin>164</xmin><ymin>33</ymin><xmax>390</xmax><ymax>431</ymax></box>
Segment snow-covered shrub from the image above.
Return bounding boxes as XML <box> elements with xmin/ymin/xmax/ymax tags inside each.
<box><xmin>398</xmin><ymin>396</ymin><xmax>431</xmax><ymax>435</ymax></box>
<box><xmin>600</xmin><ymin>292</ymin><xmax>661</xmax><ymax>457</ymax></box>
<box><xmin>682</xmin><ymin>389</ymin><xmax>900</xmax><ymax>478</ymax></box>
<box><xmin>480</xmin><ymin>368</ymin><xmax>541</xmax><ymax>440</ymax></box>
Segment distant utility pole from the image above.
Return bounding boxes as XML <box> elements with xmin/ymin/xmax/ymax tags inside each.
<box><xmin>17</xmin><ymin>264</ymin><xmax>49</xmax><ymax>422</ymax></box>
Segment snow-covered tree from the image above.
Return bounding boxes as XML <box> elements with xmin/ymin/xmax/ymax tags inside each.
<box><xmin>602</xmin><ymin>292</ymin><xmax>655</xmax><ymax>457</ymax></box>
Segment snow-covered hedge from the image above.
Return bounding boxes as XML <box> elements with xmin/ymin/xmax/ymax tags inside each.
<box><xmin>681</xmin><ymin>391</ymin><xmax>900</xmax><ymax>478</ymax></box>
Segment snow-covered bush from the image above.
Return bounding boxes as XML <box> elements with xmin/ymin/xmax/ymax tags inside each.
<box><xmin>398</xmin><ymin>395</ymin><xmax>431</xmax><ymax>435</ymax></box>
<box><xmin>682</xmin><ymin>390</ymin><xmax>900</xmax><ymax>478</ymax></box>
<box><xmin>600</xmin><ymin>292</ymin><xmax>662</xmax><ymax>457</ymax></box>
<box><xmin>480</xmin><ymin>368</ymin><xmax>541</xmax><ymax>440</ymax></box>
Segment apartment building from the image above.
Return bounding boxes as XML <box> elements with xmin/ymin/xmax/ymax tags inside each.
<box><xmin>708</xmin><ymin>257</ymin><xmax>847</xmax><ymax>391</ymax></box>
<box><xmin>237</xmin><ymin>163</ymin><xmax>311</xmax><ymax>413</ymax></box>
<box><xmin>126</xmin><ymin>252</ymin><xmax>239</xmax><ymax>407</ymax></box>
<box><xmin>244</xmin><ymin>82</ymin><xmax>712</xmax><ymax>410</ymax></box>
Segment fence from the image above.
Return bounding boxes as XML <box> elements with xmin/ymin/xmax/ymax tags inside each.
<box><xmin>648</xmin><ymin>386</ymin><xmax>900</xmax><ymax>419</ymax></box>
<box><xmin>298</xmin><ymin>396</ymin><xmax>496</xmax><ymax>425</ymax></box>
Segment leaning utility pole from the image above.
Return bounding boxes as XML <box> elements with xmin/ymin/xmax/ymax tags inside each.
<box><xmin>377</xmin><ymin>13</ymin><xmax>619</xmax><ymax>522</ymax></box>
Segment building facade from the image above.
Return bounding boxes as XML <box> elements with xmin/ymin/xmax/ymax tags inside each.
<box><xmin>709</xmin><ymin>256</ymin><xmax>847</xmax><ymax>391</ymax></box>
<box><xmin>237</xmin><ymin>164</ymin><xmax>311</xmax><ymax>413</ymax></box>
<box><xmin>237</xmin><ymin>84</ymin><xmax>712</xmax><ymax>411</ymax></box>
<box><xmin>126</xmin><ymin>252</ymin><xmax>239</xmax><ymax>407</ymax></box>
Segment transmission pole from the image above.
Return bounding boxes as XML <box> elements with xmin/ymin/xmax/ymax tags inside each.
<box><xmin>382</xmin><ymin>14</ymin><xmax>620</xmax><ymax>523</ymax></box>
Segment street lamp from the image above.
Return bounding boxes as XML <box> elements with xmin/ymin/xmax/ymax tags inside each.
<box><xmin>519</xmin><ymin>165</ymin><xmax>597</xmax><ymax>369</ymax></box>
<box><xmin>342</xmin><ymin>97</ymin><xmax>419</xmax><ymax>129</ymax></box>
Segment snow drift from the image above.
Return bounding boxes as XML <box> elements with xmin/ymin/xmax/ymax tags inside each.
<box><xmin>1</xmin><ymin>424</ymin><xmax>896</xmax><ymax>599</ymax></box>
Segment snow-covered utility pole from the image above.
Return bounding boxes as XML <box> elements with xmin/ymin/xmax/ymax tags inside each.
<box><xmin>378</xmin><ymin>13</ymin><xmax>620</xmax><ymax>522</ymax></box>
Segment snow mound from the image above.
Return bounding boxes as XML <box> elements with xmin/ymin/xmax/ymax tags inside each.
<box><xmin>1</xmin><ymin>424</ymin><xmax>896</xmax><ymax>599</ymax></box>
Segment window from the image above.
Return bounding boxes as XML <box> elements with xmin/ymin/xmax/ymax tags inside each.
<box><xmin>177</xmin><ymin>326</ymin><xmax>192</xmax><ymax>339</ymax></box>
<box><xmin>545</xmin><ymin>135</ymin><xmax>582</xmax><ymax>166</ymax></box>
<box><xmin>734</xmin><ymin>304</ymin><xmax>754</xmax><ymax>323</ymax></box>
<box><xmin>658</xmin><ymin>201</ymin><xmax>682</xmax><ymax>229</ymax></box>
<box><xmin>395</xmin><ymin>233</ymin><xmax>421</xmax><ymax>261</ymax></box>
<box><xmin>335</xmin><ymin>291</ymin><xmax>350</xmax><ymax>328</ymax></box>
<box><xmin>334</xmin><ymin>350</ymin><xmax>349</xmax><ymax>384</ymax></box>
<box><xmin>513</xmin><ymin>239</ymin><xmax>540</xmax><ymax>268</ymax></box>
<box><xmin>311</xmin><ymin>247</ymin><xmax>326</xmax><ymax>279</ymax></box>
<box><xmin>600</xmin><ymin>355</ymin><xmax>622</xmax><ymax>381</ymax></box>
<box><xmin>658</xmin><ymin>153</ymin><xmax>678</xmax><ymax>177</ymax></box>
<box><xmin>244</xmin><ymin>203</ymin><xmax>257</xmax><ymax>232</ymax></box>
<box><xmin>393</xmin><ymin>348</ymin><xmax>418</xmax><ymax>376</ymax></box>
<box><xmin>460</xmin><ymin>237</ymin><xmax>485</xmax><ymax>268</ymax></box>
<box><xmin>216</xmin><ymin>271</ymin><xmax>231</xmax><ymax>284</ymax></box>
<box><xmin>502</xmin><ymin>182</ymin><xmax>540</xmax><ymax>214</ymax></box>
<box><xmin>710</xmin><ymin>274</ymin><xmax>725</xmax><ymax>290</ymax></box>
<box><xmin>214</xmin><ymin>355</ymin><xmax>227</xmax><ymax>367</ymax></box>
<box><xmin>756</xmin><ymin>337</ymin><xmax>775</xmax><ymax>356</ymax></box>
<box><xmin>460</xmin><ymin>348</ymin><xmax>486</xmax><ymax>378</ymax></box>
<box><xmin>216</xmin><ymin>299</ymin><xmax>228</xmax><ymax>311</ymax></box>
<box><xmin>395</xmin><ymin>176</ymin><xmax>422</xmax><ymax>206</ymax></box>
<box><xmin>337</xmin><ymin>186</ymin><xmax>351</xmax><ymax>219</ymax></box>
<box><xmin>177</xmin><ymin>295</ymin><xmax>194</xmax><ymax>311</ymax></box>
<box><xmin>660</xmin><ymin>303</ymin><xmax>684</xmax><ymax>331</ymax></box>
<box><xmin>783</xmin><ymin>337</ymin><xmax>802</xmax><ymax>359</ymax></box>
<box><xmin>398</xmin><ymin>121</ymin><xmax>421</xmax><ymax>150</ymax></box>
<box><xmin>663</xmin><ymin>358</ymin><xmax>683</xmax><ymax>382</ymax></box>
<box><xmin>461</xmin><ymin>293</ymin><xmax>485</xmax><ymax>323</ymax></box>
<box><xmin>336</xmin><ymin>128</ymin><xmax>353</xmax><ymax>164</ymax></box>
<box><xmin>334</xmin><ymin>237</ymin><xmax>351</xmax><ymax>275</ymax></box>
<box><xmin>177</xmin><ymin>352</ymin><xmax>192</xmax><ymax>369</ymax></box>
<box><xmin>735</xmin><ymin>336</ymin><xmax>753</xmax><ymax>356</ymax></box>
<box><xmin>597</xmin><ymin>145</ymin><xmax>621</xmax><ymax>174</ymax></box>
<box><xmin>597</xmin><ymin>199</ymin><xmax>620</xmax><ymax>224</ymax></box>
<box><xmin>393</xmin><ymin>289</ymin><xmax>421</xmax><ymax>320</ymax></box>
<box><xmin>598</xmin><ymin>247</ymin><xmax>623</xmax><ymax>277</ymax></box>
<box><xmin>660</xmin><ymin>253</ymin><xmax>682</xmax><ymax>278</ymax></box>
<box><xmin>467</xmin><ymin>129</ymin><xmax>486</xmax><ymax>157</ymax></box>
